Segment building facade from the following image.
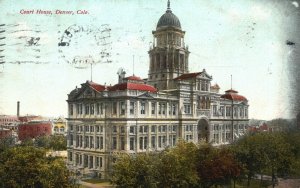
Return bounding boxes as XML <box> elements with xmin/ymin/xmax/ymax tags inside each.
<box><xmin>18</xmin><ymin>121</ymin><xmax>52</xmax><ymax>141</ymax></box>
<box><xmin>67</xmin><ymin>2</ymin><xmax>249</xmax><ymax>179</ymax></box>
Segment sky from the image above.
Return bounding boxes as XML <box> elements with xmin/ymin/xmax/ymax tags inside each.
<box><xmin>0</xmin><ymin>0</ymin><xmax>299</xmax><ymax>120</ymax></box>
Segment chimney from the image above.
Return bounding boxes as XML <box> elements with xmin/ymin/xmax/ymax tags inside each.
<box><xmin>17</xmin><ymin>101</ymin><xmax>20</xmax><ymax>117</ymax></box>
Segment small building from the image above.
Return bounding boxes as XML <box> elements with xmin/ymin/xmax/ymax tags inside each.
<box><xmin>53</xmin><ymin>117</ymin><xmax>67</xmax><ymax>135</ymax></box>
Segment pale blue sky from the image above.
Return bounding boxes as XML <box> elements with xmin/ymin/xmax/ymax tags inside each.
<box><xmin>0</xmin><ymin>0</ymin><xmax>299</xmax><ymax>120</ymax></box>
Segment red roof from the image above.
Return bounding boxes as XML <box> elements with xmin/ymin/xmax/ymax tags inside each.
<box><xmin>125</xmin><ymin>75</ymin><xmax>143</xmax><ymax>81</ymax></box>
<box><xmin>225</xmin><ymin>89</ymin><xmax>238</xmax><ymax>93</ymax></box>
<box><xmin>88</xmin><ymin>81</ymin><xmax>106</xmax><ymax>92</ymax></box>
<box><xmin>174</xmin><ymin>72</ymin><xmax>202</xmax><ymax>80</ymax></box>
<box><xmin>109</xmin><ymin>82</ymin><xmax>157</xmax><ymax>92</ymax></box>
<box><xmin>221</xmin><ymin>93</ymin><xmax>247</xmax><ymax>101</ymax></box>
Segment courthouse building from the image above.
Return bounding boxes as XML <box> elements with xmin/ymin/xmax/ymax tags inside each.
<box><xmin>67</xmin><ymin>1</ymin><xmax>249</xmax><ymax>178</ymax></box>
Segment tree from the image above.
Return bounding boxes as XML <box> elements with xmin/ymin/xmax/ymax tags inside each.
<box><xmin>111</xmin><ymin>140</ymin><xmax>199</xmax><ymax>188</ymax></box>
<box><xmin>156</xmin><ymin>140</ymin><xmax>199</xmax><ymax>188</ymax></box>
<box><xmin>196</xmin><ymin>144</ymin><xmax>242</xmax><ymax>187</ymax></box>
<box><xmin>233</xmin><ymin>132</ymin><xmax>293</xmax><ymax>187</ymax></box>
<box><xmin>49</xmin><ymin>135</ymin><xmax>67</xmax><ymax>150</ymax></box>
<box><xmin>111</xmin><ymin>153</ymin><xmax>157</xmax><ymax>188</ymax></box>
<box><xmin>0</xmin><ymin>146</ymin><xmax>72</xmax><ymax>187</ymax></box>
<box><xmin>0</xmin><ymin>137</ymin><xmax>15</xmax><ymax>153</ymax></box>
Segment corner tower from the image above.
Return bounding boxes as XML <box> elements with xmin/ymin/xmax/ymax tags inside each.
<box><xmin>148</xmin><ymin>0</ymin><xmax>190</xmax><ymax>90</ymax></box>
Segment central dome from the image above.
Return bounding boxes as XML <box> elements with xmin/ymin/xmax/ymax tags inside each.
<box><xmin>156</xmin><ymin>1</ymin><xmax>181</xmax><ymax>29</ymax></box>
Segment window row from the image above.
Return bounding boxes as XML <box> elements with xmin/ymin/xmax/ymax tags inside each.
<box><xmin>69</xmin><ymin>152</ymin><xmax>103</xmax><ymax>169</ymax></box>
<box><xmin>69</xmin><ymin>101</ymin><xmax>178</xmax><ymax>116</ymax></box>
<box><xmin>69</xmin><ymin>135</ymin><xmax>104</xmax><ymax>150</ymax></box>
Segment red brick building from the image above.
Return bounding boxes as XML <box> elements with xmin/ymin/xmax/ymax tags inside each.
<box><xmin>18</xmin><ymin>121</ymin><xmax>52</xmax><ymax>141</ymax></box>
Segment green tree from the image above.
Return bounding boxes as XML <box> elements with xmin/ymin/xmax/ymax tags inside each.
<box><xmin>49</xmin><ymin>135</ymin><xmax>67</xmax><ymax>150</ymax></box>
<box><xmin>35</xmin><ymin>135</ymin><xmax>51</xmax><ymax>148</ymax></box>
<box><xmin>234</xmin><ymin>132</ymin><xmax>293</xmax><ymax>187</ymax></box>
<box><xmin>111</xmin><ymin>153</ymin><xmax>157</xmax><ymax>188</ymax></box>
<box><xmin>0</xmin><ymin>146</ymin><xmax>72</xmax><ymax>188</ymax></box>
<box><xmin>0</xmin><ymin>137</ymin><xmax>15</xmax><ymax>153</ymax></box>
<box><xmin>155</xmin><ymin>140</ymin><xmax>199</xmax><ymax>188</ymax></box>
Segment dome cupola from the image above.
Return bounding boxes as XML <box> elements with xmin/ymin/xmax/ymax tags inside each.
<box><xmin>156</xmin><ymin>0</ymin><xmax>181</xmax><ymax>29</ymax></box>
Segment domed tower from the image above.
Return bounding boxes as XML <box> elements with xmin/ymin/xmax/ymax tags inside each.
<box><xmin>148</xmin><ymin>0</ymin><xmax>190</xmax><ymax>90</ymax></box>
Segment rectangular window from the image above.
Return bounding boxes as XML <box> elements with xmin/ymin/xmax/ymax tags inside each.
<box><xmin>76</xmin><ymin>154</ymin><xmax>79</xmax><ymax>165</ymax></box>
<box><xmin>130</xmin><ymin>137</ymin><xmax>135</xmax><ymax>150</ymax></box>
<box><xmin>120</xmin><ymin>137</ymin><xmax>125</xmax><ymax>150</ymax></box>
<box><xmin>213</xmin><ymin>105</ymin><xmax>217</xmax><ymax>116</ymax></box>
<box><xmin>184</xmin><ymin>104</ymin><xmax>191</xmax><ymax>114</ymax></box>
<box><xmin>112</xmin><ymin>102</ymin><xmax>117</xmax><ymax>114</ymax></box>
<box><xmin>162</xmin><ymin>104</ymin><xmax>165</xmax><ymax>114</ymax></box>
<box><xmin>120</xmin><ymin>126</ymin><xmax>125</xmax><ymax>133</ymax></box>
<box><xmin>90</xmin><ymin>126</ymin><xmax>94</xmax><ymax>132</ymax></box>
<box><xmin>144</xmin><ymin>126</ymin><xmax>148</xmax><ymax>133</ymax></box>
<box><xmin>85</xmin><ymin>104</ymin><xmax>90</xmax><ymax>115</ymax></box>
<box><xmin>220</xmin><ymin>106</ymin><xmax>224</xmax><ymax>116</ymax></box>
<box><xmin>158</xmin><ymin>103</ymin><xmax>161</xmax><ymax>114</ymax></box>
<box><xmin>69</xmin><ymin>104</ymin><xmax>73</xmax><ymax>115</ymax></box>
<box><xmin>79</xmin><ymin>136</ymin><xmax>83</xmax><ymax>147</ymax></box>
<box><xmin>144</xmin><ymin>137</ymin><xmax>148</xmax><ymax>149</ymax></box>
<box><xmin>151</xmin><ymin>125</ymin><xmax>155</xmax><ymax>133</ymax></box>
<box><xmin>90</xmin><ymin>136</ymin><xmax>94</xmax><ymax>148</ymax></box>
<box><xmin>234</xmin><ymin>107</ymin><xmax>238</xmax><ymax>117</ymax></box>
<box><xmin>85</xmin><ymin>136</ymin><xmax>89</xmax><ymax>148</ymax></box>
<box><xmin>172</xmin><ymin>104</ymin><xmax>176</xmax><ymax>115</ymax></box>
<box><xmin>113</xmin><ymin>137</ymin><xmax>117</xmax><ymax>150</ymax></box>
<box><xmin>89</xmin><ymin>156</ymin><xmax>93</xmax><ymax>169</ymax></box>
<box><xmin>84</xmin><ymin>155</ymin><xmax>88</xmax><ymax>167</ymax></box>
<box><xmin>96</xmin><ymin>103</ymin><xmax>100</xmax><ymax>115</ymax></box>
<box><xmin>96</xmin><ymin>157</ymin><xmax>99</xmax><ymax>168</ymax></box>
<box><xmin>130</xmin><ymin>102</ymin><xmax>135</xmax><ymax>115</ymax></box>
<box><xmin>113</xmin><ymin>126</ymin><xmax>117</xmax><ymax>133</ymax></box>
<box><xmin>151</xmin><ymin>103</ymin><xmax>156</xmax><ymax>114</ymax></box>
<box><xmin>70</xmin><ymin>134</ymin><xmax>73</xmax><ymax>146</ymax></box>
<box><xmin>226</xmin><ymin>107</ymin><xmax>231</xmax><ymax>117</ymax></box>
<box><xmin>100</xmin><ymin>137</ymin><xmax>103</xmax><ymax>149</ymax></box>
<box><xmin>158</xmin><ymin>136</ymin><xmax>162</xmax><ymax>148</ymax></box>
<box><xmin>151</xmin><ymin>136</ymin><xmax>156</xmax><ymax>148</ymax></box>
<box><xmin>96</xmin><ymin>126</ymin><xmax>99</xmax><ymax>133</ymax></box>
<box><xmin>120</xmin><ymin>101</ymin><xmax>125</xmax><ymax>115</ymax></box>
<box><xmin>130</xmin><ymin>126</ymin><xmax>135</xmax><ymax>134</ymax></box>
<box><xmin>100</xmin><ymin>103</ymin><xmax>104</xmax><ymax>114</ymax></box>
<box><xmin>139</xmin><ymin>126</ymin><xmax>143</xmax><ymax>133</ymax></box>
<box><xmin>172</xmin><ymin>125</ymin><xmax>176</xmax><ymax>132</ymax></box>
<box><xmin>139</xmin><ymin>137</ymin><xmax>143</xmax><ymax>150</ymax></box>
<box><xmin>96</xmin><ymin>136</ymin><xmax>100</xmax><ymax>149</ymax></box>
<box><xmin>76</xmin><ymin>135</ymin><xmax>79</xmax><ymax>147</ymax></box>
<box><xmin>140</xmin><ymin>102</ymin><xmax>146</xmax><ymax>114</ymax></box>
<box><xmin>90</xmin><ymin>104</ymin><xmax>94</xmax><ymax>115</ymax></box>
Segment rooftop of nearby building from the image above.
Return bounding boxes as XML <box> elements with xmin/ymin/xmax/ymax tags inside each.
<box><xmin>221</xmin><ymin>89</ymin><xmax>247</xmax><ymax>101</ymax></box>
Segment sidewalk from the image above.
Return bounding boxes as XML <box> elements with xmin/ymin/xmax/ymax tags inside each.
<box><xmin>79</xmin><ymin>180</ymin><xmax>115</xmax><ymax>188</ymax></box>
